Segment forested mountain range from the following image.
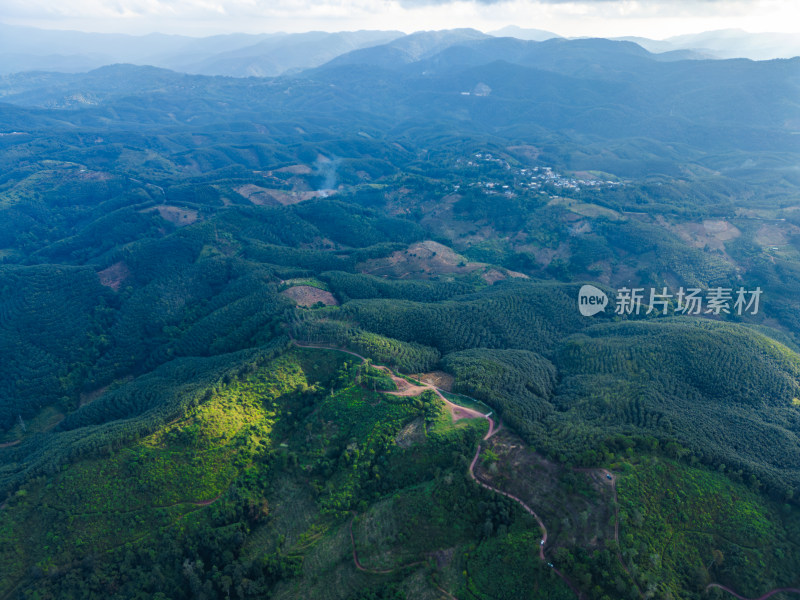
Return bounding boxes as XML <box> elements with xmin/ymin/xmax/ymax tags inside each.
<box><xmin>2</xmin><ymin>21</ymin><xmax>798</xmax><ymax>77</ymax></box>
<box><xmin>1</xmin><ymin>31</ymin><xmax>799</xmax><ymax>600</ymax></box>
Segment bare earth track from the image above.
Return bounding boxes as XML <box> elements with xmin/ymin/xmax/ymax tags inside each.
<box><xmin>7</xmin><ymin>340</ymin><xmax>792</xmax><ymax>598</ymax></box>
<box><xmin>291</xmin><ymin>340</ymin><xmax>586</xmax><ymax>598</ymax></box>
<box><xmin>348</xmin><ymin>514</ymin><xmax>425</xmax><ymax>575</ymax></box>
<box><xmin>291</xmin><ymin>340</ymin><xmax>800</xmax><ymax>600</ymax></box>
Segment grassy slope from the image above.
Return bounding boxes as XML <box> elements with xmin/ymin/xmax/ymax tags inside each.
<box><xmin>616</xmin><ymin>457</ymin><xmax>800</xmax><ymax>599</ymax></box>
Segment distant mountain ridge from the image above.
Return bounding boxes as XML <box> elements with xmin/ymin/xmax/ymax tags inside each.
<box><xmin>1</xmin><ymin>22</ymin><xmax>798</xmax><ymax>77</ymax></box>
<box><xmin>0</xmin><ymin>23</ymin><xmax>402</xmax><ymax>76</ymax></box>
<box><xmin>613</xmin><ymin>28</ymin><xmax>800</xmax><ymax>60</ymax></box>
<box><xmin>167</xmin><ymin>30</ymin><xmax>404</xmax><ymax>77</ymax></box>
<box><xmin>1</xmin><ymin>35</ymin><xmax>797</xmax><ymax>173</ymax></box>
<box><xmin>323</xmin><ymin>29</ymin><xmax>491</xmax><ymax>68</ymax></box>
<box><xmin>489</xmin><ymin>25</ymin><xmax>561</xmax><ymax>41</ymax></box>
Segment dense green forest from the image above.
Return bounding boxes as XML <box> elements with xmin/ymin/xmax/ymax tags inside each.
<box><xmin>2</xmin><ymin>44</ymin><xmax>800</xmax><ymax>599</ymax></box>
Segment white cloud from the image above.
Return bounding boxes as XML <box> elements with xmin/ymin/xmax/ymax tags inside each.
<box><xmin>1</xmin><ymin>0</ymin><xmax>798</xmax><ymax>37</ymax></box>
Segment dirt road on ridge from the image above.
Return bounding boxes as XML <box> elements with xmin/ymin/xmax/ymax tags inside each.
<box><xmin>291</xmin><ymin>340</ymin><xmax>581</xmax><ymax>597</ymax></box>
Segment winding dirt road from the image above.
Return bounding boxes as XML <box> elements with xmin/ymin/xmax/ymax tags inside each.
<box><xmin>292</xmin><ymin>340</ymin><xmax>581</xmax><ymax>598</ymax></box>
<box><xmin>390</xmin><ymin>377</ymin><xmax>496</xmax><ymax>436</ymax></box>
<box><xmin>295</xmin><ymin>342</ymin><xmax>791</xmax><ymax>600</ymax></box>
<box><xmin>348</xmin><ymin>514</ymin><xmax>425</xmax><ymax>575</ymax></box>
<box><xmin>469</xmin><ymin>449</ymin><xmax>546</xmax><ymax>559</ymax></box>
<box><xmin>292</xmin><ymin>340</ymin><xmax>496</xmax><ymax>432</ymax></box>
<box><xmin>467</xmin><ymin>431</ymin><xmax>583</xmax><ymax>598</ymax></box>
<box><xmin>348</xmin><ymin>516</ymin><xmax>397</xmax><ymax>575</ymax></box>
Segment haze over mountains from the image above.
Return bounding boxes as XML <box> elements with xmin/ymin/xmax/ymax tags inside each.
<box><xmin>1</xmin><ymin>22</ymin><xmax>799</xmax><ymax>78</ymax></box>
<box><xmin>617</xmin><ymin>29</ymin><xmax>800</xmax><ymax>61</ymax></box>
<box><xmin>1</xmin><ymin>30</ymin><xmax>797</xmax><ymax>185</ymax></box>
<box><xmin>0</xmin><ymin>23</ymin><xmax>404</xmax><ymax>76</ymax></box>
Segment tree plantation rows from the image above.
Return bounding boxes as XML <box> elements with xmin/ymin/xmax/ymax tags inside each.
<box><xmin>0</xmin><ymin>349</ymin><xmax>514</xmax><ymax>599</ymax></box>
<box><xmin>1</xmin><ymin>71</ymin><xmax>800</xmax><ymax>598</ymax></box>
<box><xmin>292</xmin><ymin>291</ymin><xmax>800</xmax><ymax>505</ymax></box>
<box><xmin>3</xmin><ymin>181</ymin><xmax>800</xmax><ymax>510</ymax></box>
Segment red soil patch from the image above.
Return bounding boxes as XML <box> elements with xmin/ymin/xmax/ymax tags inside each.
<box><xmin>142</xmin><ymin>205</ymin><xmax>199</xmax><ymax>226</ymax></box>
<box><xmin>359</xmin><ymin>240</ymin><xmax>485</xmax><ymax>279</ymax></box>
<box><xmin>235</xmin><ymin>184</ymin><xmax>329</xmax><ymax>206</ymax></box>
<box><xmin>483</xmin><ymin>268</ymin><xmax>514</xmax><ymax>284</ymax></box>
<box><xmin>451</xmin><ymin>406</ymin><xmax>479</xmax><ymax>421</ymax></box>
<box><xmin>280</xmin><ymin>286</ymin><xmax>339</xmax><ymax>307</ymax></box>
<box><xmin>377</xmin><ymin>370</ymin><xmax>429</xmax><ymax>396</ymax></box>
<box><xmin>415</xmin><ymin>371</ymin><xmax>454</xmax><ymax>392</ymax></box>
<box><xmin>482</xmin><ymin>268</ymin><xmax>506</xmax><ymax>284</ymax></box>
<box><xmin>97</xmin><ymin>261</ymin><xmax>130</xmax><ymax>291</ymax></box>
<box><xmin>275</xmin><ymin>164</ymin><xmax>312</xmax><ymax>175</ymax></box>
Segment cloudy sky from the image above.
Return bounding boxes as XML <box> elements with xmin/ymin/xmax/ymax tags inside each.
<box><xmin>1</xmin><ymin>0</ymin><xmax>799</xmax><ymax>38</ymax></box>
